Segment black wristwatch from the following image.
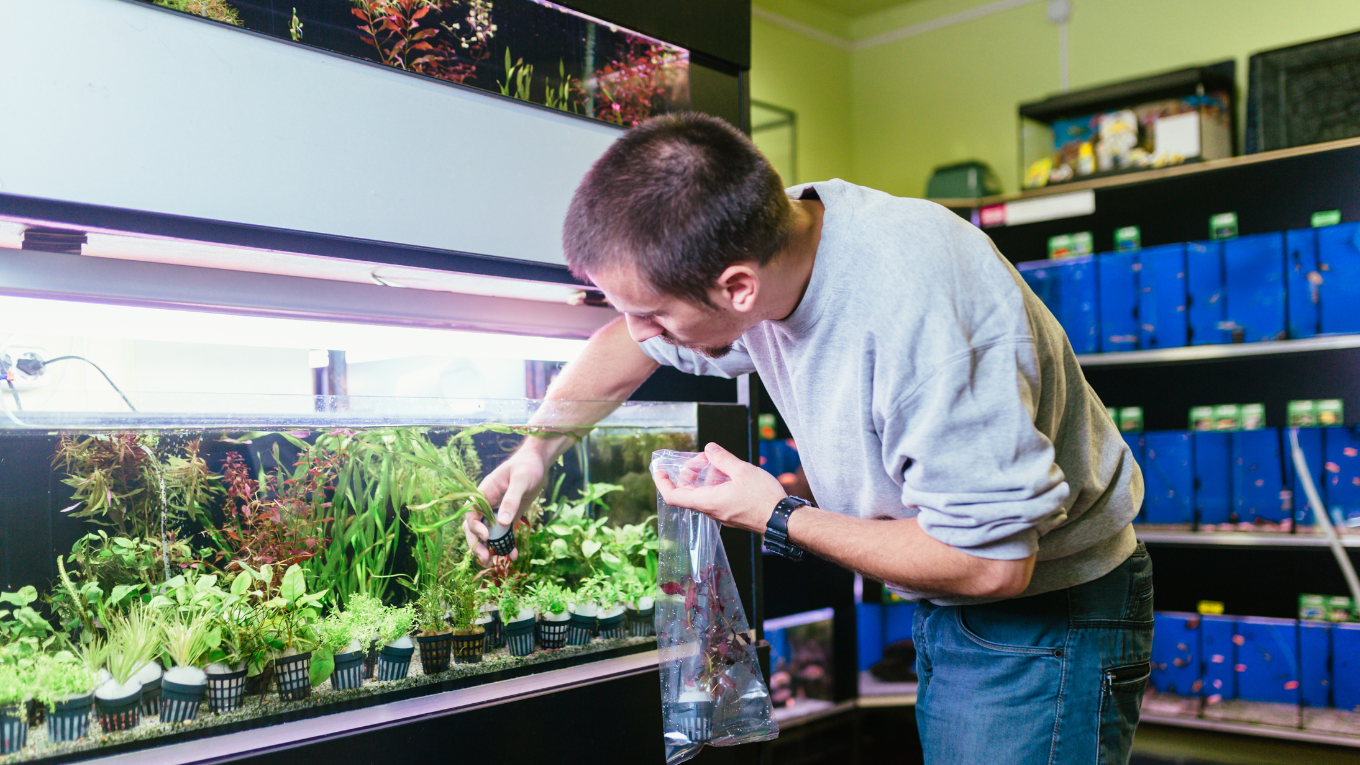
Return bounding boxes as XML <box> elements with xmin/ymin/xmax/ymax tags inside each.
<box><xmin>764</xmin><ymin>496</ymin><xmax>810</xmax><ymax>561</ymax></box>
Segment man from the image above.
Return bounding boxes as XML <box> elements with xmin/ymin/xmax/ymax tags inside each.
<box><xmin>464</xmin><ymin>113</ymin><xmax>1151</xmax><ymax>764</ymax></box>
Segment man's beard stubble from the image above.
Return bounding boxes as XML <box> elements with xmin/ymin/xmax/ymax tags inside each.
<box><xmin>659</xmin><ymin>332</ymin><xmax>733</xmax><ymax>360</ymax></box>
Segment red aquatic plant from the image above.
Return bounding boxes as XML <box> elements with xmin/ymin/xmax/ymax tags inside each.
<box><xmin>218</xmin><ymin>449</ymin><xmax>334</xmax><ymax>584</ymax></box>
<box><xmin>352</xmin><ymin>0</ymin><xmax>481</xmax><ymax>84</ymax></box>
<box><xmin>592</xmin><ymin>38</ymin><xmax>686</xmax><ymax>127</ymax></box>
<box><xmin>660</xmin><ymin>565</ymin><xmax>752</xmax><ymax>697</ymax></box>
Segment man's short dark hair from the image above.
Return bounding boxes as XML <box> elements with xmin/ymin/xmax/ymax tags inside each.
<box><xmin>563</xmin><ymin>112</ymin><xmax>792</xmax><ymax>306</ymax></box>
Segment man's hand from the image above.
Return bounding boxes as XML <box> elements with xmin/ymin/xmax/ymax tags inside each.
<box><xmin>652</xmin><ymin>442</ymin><xmax>788</xmax><ymax>533</ymax></box>
<box><xmin>463</xmin><ymin>445</ymin><xmax>550</xmax><ymax>565</ymax></box>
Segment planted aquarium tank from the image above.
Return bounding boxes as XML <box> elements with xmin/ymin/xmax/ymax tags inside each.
<box><xmin>0</xmin><ymin>393</ymin><xmax>697</xmax><ymax>762</ymax></box>
<box><xmin>136</xmin><ymin>0</ymin><xmax>690</xmax><ymax>128</ymax></box>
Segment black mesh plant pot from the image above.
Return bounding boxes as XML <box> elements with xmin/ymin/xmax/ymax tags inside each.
<box><xmin>674</xmin><ymin>700</ymin><xmax>714</xmax><ymax>744</ymax></box>
<box><xmin>377</xmin><ymin>645</ymin><xmax>414</xmax><ymax>681</ymax></box>
<box><xmin>484</xmin><ymin>612</ymin><xmax>505</xmax><ymax>649</ymax></box>
<box><xmin>626</xmin><ymin>606</ymin><xmax>655</xmax><ymax>637</ymax></box>
<box><xmin>206</xmin><ymin>668</ymin><xmax>247</xmax><ymax>714</ymax></box>
<box><xmin>331</xmin><ymin>651</ymin><xmax>364</xmax><ymax>691</ymax></box>
<box><xmin>537</xmin><ymin>617</ymin><xmax>569</xmax><ymax>650</ymax></box>
<box><xmin>159</xmin><ymin>679</ymin><xmax>206</xmax><ymax>723</ymax></box>
<box><xmin>417</xmin><ymin>634</ymin><xmax>453</xmax><ymax>674</ymax></box>
<box><xmin>95</xmin><ymin>688</ymin><xmax>142</xmax><ymax>733</ymax></box>
<box><xmin>567</xmin><ymin>613</ymin><xmax>597</xmax><ymax>646</ymax></box>
<box><xmin>139</xmin><ymin>674</ymin><xmax>162</xmax><ymax>716</ymax></box>
<box><xmin>275</xmin><ymin>652</ymin><xmax>313</xmax><ymax>701</ymax></box>
<box><xmin>451</xmin><ymin>631</ymin><xmax>486</xmax><ymax>664</ymax></box>
<box><xmin>487</xmin><ymin>523</ymin><xmax>516</xmax><ymax>556</ymax></box>
<box><xmin>47</xmin><ymin>694</ymin><xmax>92</xmax><ymax>742</ymax></box>
<box><xmin>505</xmin><ymin>619</ymin><xmax>535</xmax><ymax>657</ymax></box>
<box><xmin>598</xmin><ymin>613</ymin><xmax>626</xmax><ymax>640</ymax></box>
<box><xmin>0</xmin><ymin>705</ymin><xmax>26</xmax><ymax>754</ymax></box>
<box><xmin>245</xmin><ymin>663</ymin><xmax>272</xmax><ymax>697</ymax></box>
<box><xmin>25</xmin><ymin>698</ymin><xmax>45</xmax><ymax>727</ymax></box>
<box><xmin>363</xmin><ymin>643</ymin><xmax>380</xmax><ymax>680</ymax></box>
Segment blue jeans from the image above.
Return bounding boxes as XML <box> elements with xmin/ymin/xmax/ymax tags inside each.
<box><xmin>914</xmin><ymin>541</ymin><xmax>1154</xmax><ymax>765</ymax></box>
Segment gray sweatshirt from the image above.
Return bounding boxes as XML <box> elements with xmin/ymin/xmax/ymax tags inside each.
<box><xmin>638</xmin><ymin>179</ymin><xmax>1141</xmax><ymax>605</ymax></box>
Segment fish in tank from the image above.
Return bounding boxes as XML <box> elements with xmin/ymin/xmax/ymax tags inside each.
<box><xmin>0</xmin><ymin>394</ymin><xmax>698</xmax><ymax>761</ymax></box>
<box><xmin>139</xmin><ymin>0</ymin><xmax>690</xmax><ymax>128</ymax></box>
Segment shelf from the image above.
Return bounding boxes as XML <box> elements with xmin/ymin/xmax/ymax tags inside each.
<box><xmin>1138</xmin><ymin>530</ymin><xmax>1360</xmax><ymax>548</ymax></box>
<box><xmin>1141</xmin><ymin>713</ymin><xmax>1360</xmax><ymax>749</ymax></box>
<box><xmin>1075</xmin><ymin>335</ymin><xmax>1360</xmax><ymax>367</ymax></box>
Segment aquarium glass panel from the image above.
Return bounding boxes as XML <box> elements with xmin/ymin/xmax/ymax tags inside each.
<box><xmin>145</xmin><ymin>0</ymin><xmax>690</xmax><ymax>127</ymax></box>
<box><xmin>0</xmin><ymin>392</ymin><xmax>693</xmax><ymax>760</ymax></box>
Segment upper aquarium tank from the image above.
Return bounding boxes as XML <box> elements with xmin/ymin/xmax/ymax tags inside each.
<box><xmin>0</xmin><ymin>393</ymin><xmax>697</xmax><ymax>762</ymax></box>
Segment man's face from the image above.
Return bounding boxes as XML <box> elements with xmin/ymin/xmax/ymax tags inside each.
<box><xmin>588</xmin><ymin>266</ymin><xmax>754</xmax><ymax>359</ymax></box>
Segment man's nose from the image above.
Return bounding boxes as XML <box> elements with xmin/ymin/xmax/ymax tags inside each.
<box><xmin>624</xmin><ymin>314</ymin><xmax>663</xmax><ymax>343</ymax></box>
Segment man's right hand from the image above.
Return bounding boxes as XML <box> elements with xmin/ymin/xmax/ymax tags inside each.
<box><xmin>463</xmin><ymin>443</ymin><xmax>551</xmax><ymax>566</ymax></box>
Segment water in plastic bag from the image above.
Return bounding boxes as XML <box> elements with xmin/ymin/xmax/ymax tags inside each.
<box><xmin>651</xmin><ymin>450</ymin><xmax>778</xmax><ymax>764</ymax></box>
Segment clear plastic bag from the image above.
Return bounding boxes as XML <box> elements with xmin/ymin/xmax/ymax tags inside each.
<box><xmin>650</xmin><ymin>450</ymin><xmax>778</xmax><ymax>764</ymax></box>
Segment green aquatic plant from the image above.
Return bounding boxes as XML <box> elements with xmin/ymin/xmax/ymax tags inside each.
<box><xmin>159</xmin><ymin>611</ymin><xmax>218</xmax><ymax>670</ymax></box>
<box><xmin>0</xmin><ymin>586</ymin><xmax>58</xmax><ymax>660</ymax></box>
<box><xmin>523</xmin><ymin>483</ymin><xmax>623</xmax><ymax>589</ymax></box>
<box><xmin>104</xmin><ymin>606</ymin><xmax>162</xmax><ymax>685</ymax></box>
<box><xmin>289</xmin><ymin>6</ymin><xmax>303</xmax><ymax>41</ymax></box>
<box><xmin>527</xmin><ymin>581</ymin><xmax>568</xmax><ymax>617</ymax></box>
<box><xmin>31</xmin><ymin>653</ymin><xmax>95</xmax><ymax>709</ymax></box>
<box><xmin>498</xmin><ymin>48</ymin><xmax>533</xmax><ymax>101</ymax></box>
<box><xmin>544</xmin><ymin>60</ymin><xmax>583</xmax><ymax>114</ymax></box>
<box><xmin>0</xmin><ymin>661</ymin><xmax>30</xmax><ymax>706</ymax></box>
<box><xmin>154</xmin><ymin>0</ymin><xmax>243</xmax><ymax>27</ymax></box>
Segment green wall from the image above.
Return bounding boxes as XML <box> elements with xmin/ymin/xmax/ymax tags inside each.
<box><xmin>751</xmin><ymin>0</ymin><xmax>1360</xmax><ymax>196</ymax></box>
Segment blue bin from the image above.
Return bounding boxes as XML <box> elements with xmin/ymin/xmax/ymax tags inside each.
<box><xmin>1194</xmin><ymin>432</ymin><xmax>1233</xmax><ymax>526</ymax></box>
<box><xmin>1233</xmin><ymin>428</ymin><xmax>1287</xmax><ymax>524</ymax></box>
<box><xmin>1325</xmin><ymin>426</ymin><xmax>1360</xmax><ymax>528</ymax></box>
<box><xmin>1316</xmin><ymin>222</ymin><xmax>1360</xmax><ymax>335</ymax></box>
<box><xmin>883</xmin><ymin>602</ymin><xmax>916</xmax><ymax>646</ymax></box>
<box><xmin>1187</xmin><ymin>240</ymin><xmax>1229</xmax><ymax>345</ymax></box>
<box><xmin>1286</xmin><ymin>427</ymin><xmax>1326</xmax><ymax>526</ymax></box>
<box><xmin>1122</xmin><ymin>432</ymin><xmax>1147</xmax><ymax>521</ymax></box>
<box><xmin>1144</xmin><ymin>431</ymin><xmax>1194</xmax><ymax>525</ymax></box>
<box><xmin>1098</xmin><ymin>251</ymin><xmax>1140</xmax><ymax>353</ymax></box>
<box><xmin>1235</xmin><ymin>616</ymin><xmax>1299</xmax><ymax>704</ymax></box>
<box><xmin>855</xmin><ymin>603</ymin><xmax>884</xmax><ymax>671</ymax></box>
<box><xmin>1334</xmin><ymin>623</ymin><xmax>1360</xmax><ymax>711</ymax></box>
<box><xmin>1200</xmin><ymin>614</ymin><xmax>1236</xmax><ymax>700</ymax></box>
<box><xmin>1138</xmin><ymin>244</ymin><xmax>1189</xmax><ymax>349</ymax></box>
<box><xmin>1299</xmin><ymin>621</ymin><xmax>1331</xmax><ymax>708</ymax></box>
<box><xmin>1285</xmin><ymin>228</ymin><xmax>1322</xmax><ymax>339</ymax></box>
<box><xmin>1151</xmin><ymin>612</ymin><xmax>1200</xmax><ymax>695</ymax></box>
<box><xmin>759</xmin><ymin>439</ymin><xmax>801</xmax><ymax>478</ymax></box>
<box><xmin>1018</xmin><ymin>257</ymin><xmax>1099</xmax><ymax>355</ymax></box>
<box><xmin>1223</xmin><ymin>233</ymin><xmax>1287</xmax><ymax>343</ymax></box>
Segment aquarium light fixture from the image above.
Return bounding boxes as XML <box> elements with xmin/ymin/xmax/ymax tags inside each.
<box><xmin>1</xmin><ymin>296</ymin><xmax>589</xmax><ymax>363</ymax></box>
<box><xmin>365</xmin><ymin>267</ymin><xmax>589</xmax><ymax>305</ymax></box>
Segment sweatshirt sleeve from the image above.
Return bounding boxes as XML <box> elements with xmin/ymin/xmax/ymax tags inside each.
<box><xmin>638</xmin><ymin>336</ymin><xmax>757</xmax><ymax>379</ymax></box>
<box><xmin>881</xmin><ymin>338</ymin><xmax>1071</xmax><ymax>560</ymax></box>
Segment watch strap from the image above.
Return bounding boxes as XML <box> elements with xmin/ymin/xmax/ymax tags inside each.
<box><xmin>765</xmin><ymin>496</ymin><xmax>809</xmax><ymax>561</ymax></box>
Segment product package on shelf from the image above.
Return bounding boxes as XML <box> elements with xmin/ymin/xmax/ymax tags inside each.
<box><xmin>651</xmin><ymin>450</ymin><xmax>777</xmax><ymax>764</ymax></box>
<box><xmin>1285</xmin><ymin>228</ymin><xmax>1322</xmax><ymax>340</ymax></box>
<box><xmin>1137</xmin><ymin>243</ymin><xmax>1189</xmax><ymax>349</ymax></box>
<box><xmin>1098</xmin><ymin>251</ymin><xmax>1140</xmax><ymax>353</ymax></box>
<box><xmin>1194</xmin><ymin>431</ymin><xmax>1233</xmax><ymax>526</ymax></box>
<box><xmin>1232</xmin><ymin>428</ymin><xmax>1287</xmax><ymax>525</ymax></box>
<box><xmin>1016</xmin><ymin>256</ymin><xmax>1098</xmax><ymax>355</ymax></box>
<box><xmin>1187</xmin><ymin>240</ymin><xmax>1230</xmax><ymax>346</ymax></box>
<box><xmin>1143</xmin><ymin>431</ymin><xmax>1194</xmax><ymax>526</ymax></box>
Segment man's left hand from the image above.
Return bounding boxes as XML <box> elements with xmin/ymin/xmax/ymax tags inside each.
<box><xmin>652</xmin><ymin>442</ymin><xmax>789</xmax><ymax>533</ymax></box>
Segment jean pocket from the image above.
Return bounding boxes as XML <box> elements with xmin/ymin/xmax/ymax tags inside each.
<box><xmin>1098</xmin><ymin>661</ymin><xmax>1149</xmax><ymax>765</ymax></box>
<box><xmin>955</xmin><ymin>605</ymin><xmax>1066</xmax><ymax>656</ymax></box>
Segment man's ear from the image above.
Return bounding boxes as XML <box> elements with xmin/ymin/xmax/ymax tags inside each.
<box><xmin>715</xmin><ymin>264</ymin><xmax>759</xmax><ymax>313</ymax></box>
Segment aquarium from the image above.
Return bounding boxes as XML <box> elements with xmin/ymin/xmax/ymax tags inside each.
<box><xmin>0</xmin><ymin>393</ymin><xmax>699</xmax><ymax>763</ymax></box>
<box><xmin>139</xmin><ymin>0</ymin><xmax>689</xmax><ymax>128</ymax></box>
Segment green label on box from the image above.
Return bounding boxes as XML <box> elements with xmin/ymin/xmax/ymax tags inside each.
<box><xmin>1048</xmin><ymin>234</ymin><xmax>1073</xmax><ymax>258</ymax></box>
<box><xmin>1241</xmin><ymin>403</ymin><xmax>1266</xmax><ymax>430</ymax></box>
<box><xmin>1189</xmin><ymin>406</ymin><xmax>1216</xmax><ymax>431</ymax></box>
<box><xmin>1301</xmin><ymin>594</ymin><xmax>1328</xmax><ymax>621</ymax></box>
<box><xmin>1071</xmin><ymin>231</ymin><xmax>1093</xmax><ymax>257</ymax></box>
<box><xmin>1313</xmin><ymin>210</ymin><xmax>1342</xmax><ymax>228</ymax></box>
<box><xmin>1327</xmin><ymin>596</ymin><xmax>1358</xmax><ymax>622</ymax></box>
<box><xmin>1114</xmin><ymin>226</ymin><xmax>1141</xmax><ymax>252</ymax></box>
<box><xmin>1317</xmin><ymin>399</ymin><xmax>1344</xmax><ymax>426</ymax></box>
<box><xmin>1210</xmin><ymin>212</ymin><xmax>1238</xmax><ymax>240</ymax></box>
<box><xmin>1107</xmin><ymin>406</ymin><xmax>1119</xmax><ymax>424</ymax></box>
<box><xmin>1118</xmin><ymin>406</ymin><xmax>1144</xmax><ymax>433</ymax></box>
<box><xmin>1213</xmin><ymin>404</ymin><xmax>1241</xmax><ymax>431</ymax></box>
<box><xmin>1288</xmin><ymin>400</ymin><xmax>1317</xmax><ymax>427</ymax></box>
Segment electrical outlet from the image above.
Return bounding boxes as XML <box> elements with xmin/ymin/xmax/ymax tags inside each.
<box><xmin>0</xmin><ymin>346</ymin><xmax>50</xmax><ymax>390</ymax></box>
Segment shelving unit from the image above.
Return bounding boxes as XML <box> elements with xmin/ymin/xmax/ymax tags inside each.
<box><xmin>1076</xmin><ymin>335</ymin><xmax>1360</xmax><ymax>367</ymax></box>
<box><xmin>1138</xmin><ymin>530</ymin><xmax>1360</xmax><ymax>548</ymax></box>
<box><xmin>1142</xmin><ymin>713</ymin><xmax>1360</xmax><ymax>750</ymax></box>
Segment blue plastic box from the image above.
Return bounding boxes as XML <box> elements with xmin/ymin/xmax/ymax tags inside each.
<box><xmin>1017</xmin><ymin>256</ymin><xmax>1099</xmax><ymax>355</ymax></box>
<box><xmin>1223</xmin><ymin>233</ymin><xmax>1287</xmax><ymax>343</ymax></box>
<box><xmin>1233</xmin><ymin>428</ymin><xmax>1287</xmax><ymax>524</ymax></box>
<box><xmin>1144</xmin><ymin>431</ymin><xmax>1194</xmax><ymax>525</ymax></box>
<box><xmin>1199</xmin><ymin>614</ymin><xmax>1236</xmax><ymax>700</ymax></box>
<box><xmin>1333</xmin><ymin>623</ymin><xmax>1360</xmax><ymax>711</ymax></box>
<box><xmin>1098</xmin><ymin>251</ymin><xmax>1139</xmax><ymax>353</ymax></box>
<box><xmin>1286</xmin><ymin>427</ymin><xmax>1326</xmax><ymax>526</ymax></box>
<box><xmin>1194</xmin><ymin>431</ymin><xmax>1233</xmax><ymax>526</ymax></box>
<box><xmin>1187</xmin><ymin>240</ymin><xmax>1229</xmax><ymax>345</ymax></box>
<box><xmin>1122</xmin><ymin>432</ymin><xmax>1147</xmax><ymax>520</ymax></box>
<box><xmin>1300</xmin><ymin>621</ymin><xmax>1331</xmax><ymax>708</ymax></box>
<box><xmin>1235</xmin><ymin>616</ymin><xmax>1299</xmax><ymax>704</ymax></box>
<box><xmin>883</xmin><ymin>602</ymin><xmax>916</xmax><ymax>646</ymax></box>
<box><xmin>1285</xmin><ymin>228</ymin><xmax>1321</xmax><ymax>339</ymax></box>
<box><xmin>856</xmin><ymin>603</ymin><xmax>884</xmax><ymax>671</ymax></box>
<box><xmin>1138</xmin><ymin>244</ymin><xmax>1189</xmax><ymax>349</ymax></box>
<box><xmin>1152</xmin><ymin>612</ymin><xmax>1200</xmax><ymax>695</ymax></box>
<box><xmin>1316</xmin><ymin>222</ymin><xmax>1360</xmax><ymax>335</ymax></box>
<box><xmin>1325</xmin><ymin>426</ymin><xmax>1360</xmax><ymax>527</ymax></box>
